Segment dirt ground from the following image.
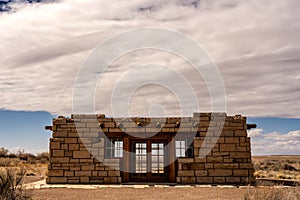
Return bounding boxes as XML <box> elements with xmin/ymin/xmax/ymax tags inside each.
<box><xmin>31</xmin><ymin>187</ymin><xmax>300</xmax><ymax>200</ymax></box>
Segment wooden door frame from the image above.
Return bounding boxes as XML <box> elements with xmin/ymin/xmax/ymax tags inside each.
<box><xmin>122</xmin><ymin>136</ymin><xmax>176</xmax><ymax>183</ymax></box>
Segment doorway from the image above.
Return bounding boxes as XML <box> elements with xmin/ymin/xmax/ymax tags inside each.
<box><xmin>130</xmin><ymin>140</ymin><xmax>168</xmax><ymax>182</ymax></box>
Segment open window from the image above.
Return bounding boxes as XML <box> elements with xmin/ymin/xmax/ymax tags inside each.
<box><xmin>175</xmin><ymin>138</ymin><xmax>193</xmax><ymax>158</ymax></box>
<box><xmin>105</xmin><ymin>138</ymin><xmax>123</xmax><ymax>158</ymax></box>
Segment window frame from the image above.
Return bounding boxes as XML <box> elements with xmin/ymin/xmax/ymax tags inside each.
<box><xmin>105</xmin><ymin>138</ymin><xmax>123</xmax><ymax>158</ymax></box>
<box><xmin>175</xmin><ymin>138</ymin><xmax>194</xmax><ymax>158</ymax></box>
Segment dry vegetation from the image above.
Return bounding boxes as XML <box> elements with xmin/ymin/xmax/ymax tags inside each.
<box><xmin>1</xmin><ymin>148</ymin><xmax>300</xmax><ymax>200</ymax></box>
<box><xmin>252</xmin><ymin>156</ymin><xmax>300</xmax><ymax>181</ymax></box>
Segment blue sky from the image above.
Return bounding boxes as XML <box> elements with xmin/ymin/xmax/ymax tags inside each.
<box><xmin>0</xmin><ymin>0</ymin><xmax>300</xmax><ymax>155</ymax></box>
<box><xmin>0</xmin><ymin>110</ymin><xmax>299</xmax><ymax>155</ymax></box>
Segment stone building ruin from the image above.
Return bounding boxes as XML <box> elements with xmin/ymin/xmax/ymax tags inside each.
<box><xmin>46</xmin><ymin>112</ymin><xmax>256</xmax><ymax>185</ymax></box>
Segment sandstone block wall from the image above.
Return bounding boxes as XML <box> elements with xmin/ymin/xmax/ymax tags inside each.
<box><xmin>47</xmin><ymin>113</ymin><xmax>254</xmax><ymax>185</ymax></box>
<box><xmin>177</xmin><ymin>114</ymin><xmax>254</xmax><ymax>185</ymax></box>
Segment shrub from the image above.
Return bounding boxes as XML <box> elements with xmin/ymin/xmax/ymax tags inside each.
<box><xmin>244</xmin><ymin>181</ymin><xmax>300</xmax><ymax>200</ymax></box>
<box><xmin>0</xmin><ymin>168</ymin><xmax>32</xmax><ymax>200</ymax></box>
<box><xmin>36</xmin><ymin>152</ymin><xmax>49</xmax><ymax>164</ymax></box>
<box><xmin>0</xmin><ymin>148</ymin><xmax>9</xmax><ymax>158</ymax></box>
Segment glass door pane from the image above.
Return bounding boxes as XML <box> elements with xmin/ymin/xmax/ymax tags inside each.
<box><xmin>151</xmin><ymin>143</ymin><xmax>164</xmax><ymax>175</ymax></box>
<box><xmin>135</xmin><ymin>142</ymin><xmax>147</xmax><ymax>173</ymax></box>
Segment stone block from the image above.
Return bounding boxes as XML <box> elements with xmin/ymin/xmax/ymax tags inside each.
<box><xmin>234</xmin><ymin>131</ymin><xmax>247</xmax><ymax>136</ymax></box>
<box><xmin>209</xmin><ymin>169</ymin><xmax>232</xmax><ymax>176</ymax></box>
<box><xmin>196</xmin><ymin>177</ymin><xmax>213</xmax><ymax>184</ymax></box>
<box><xmin>48</xmin><ymin>177</ymin><xmax>67</xmax><ymax>183</ymax></box>
<box><xmin>181</xmin><ymin>177</ymin><xmax>196</xmax><ymax>184</ymax></box>
<box><xmin>50</xmin><ymin>157</ymin><xmax>69</xmax><ymax>163</ymax></box>
<box><xmin>226</xmin><ymin>177</ymin><xmax>241</xmax><ymax>183</ymax></box>
<box><xmin>225</xmin><ymin>137</ymin><xmax>239</xmax><ymax>143</ymax></box>
<box><xmin>195</xmin><ymin>170</ymin><xmax>207</xmax><ymax>176</ymax></box>
<box><xmin>52</xmin><ymin>150</ymin><xmax>64</xmax><ymax>157</ymax></box>
<box><xmin>75</xmin><ymin>171</ymin><xmax>91</xmax><ymax>177</ymax></box>
<box><xmin>50</xmin><ymin>142</ymin><xmax>60</xmax><ymax>150</ymax></box>
<box><xmin>220</xmin><ymin>144</ymin><xmax>236</xmax><ymax>152</ymax></box>
<box><xmin>108</xmin><ymin>171</ymin><xmax>120</xmax><ymax>177</ymax></box>
<box><xmin>104</xmin><ymin>177</ymin><xmax>118</xmax><ymax>183</ymax></box>
<box><xmin>233</xmin><ymin>169</ymin><xmax>249</xmax><ymax>176</ymax></box>
<box><xmin>207</xmin><ymin>156</ymin><xmax>223</xmax><ymax>163</ymax></box>
<box><xmin>178</xmin><ymin>158</ymin><xmax>194</xmax><ymax>163</ymax></box>
<box><xmin>178</xmin><ymin>170</ymin><xmax>195</xmax><ymax>177</ymax></box>
<box><xmin>80</xmin><ymin>177</ymin><xmax>90</xmax><ymax>183</ymax></box>
<box><xmin>69</xmin><ymin>144</ymin><xmax>79</xmax><ymax>151</ymax></box>
<box><xmin>214</xmin><ymin>163</ymin><xmax>239</xmax><ymax>169</ymax></box>
<box><xmin>53</xmin><ymin>131</ymin><xmax>68</xmax><ymax>138</ymax></box>
<box><xmin>64</xmin><ymin>171</ymin><xmax>74</xmax><ymax>177</ymax></box>
<box><xmin>82</xmin><ymin>165</ymin><xmax>94</xmax><ymax>171</ymax></box>
<box><xmin>213</xmin><ymin>177</ymin><xmax>225</xmax><ymax>184</ymax></box>
<box><xmin>98</xmin><ymin>171</ymin><xmax>107</xmax><ymax>176</ymax></box>
<box><xmin>73</xmin><ymin>151</ymin><xmax>91</xmax><ymax>159</ymax></box>
<box><xmin>48</xmin><ymin>170</ymin><xmax>63</xmax><ymax>177</ymax></box>
<box><xmin>230</xmin><ymin>152</ymin><xmax>250</xmax><ymax>159</ymax></box>
<box><xmin>65</xmin><ymin>138</ymin><xmax>78</xmax><ymax>144</ymax></box>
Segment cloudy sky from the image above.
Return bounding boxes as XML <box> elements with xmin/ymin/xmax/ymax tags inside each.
<box><xmin>0</xmin><ymin>0</ymin><xmax>299</xmax><ymax>155</ymax></box>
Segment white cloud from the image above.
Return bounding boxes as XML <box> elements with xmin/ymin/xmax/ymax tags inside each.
<box><xmin>0</xmin><ymin>0</ymin><xmax>299</xmax><ymax>118</ymax></box>
<box><xmin>248</xmin><ymin>129</ymin><xmax>300</xmax><ymax>155</ymax></box>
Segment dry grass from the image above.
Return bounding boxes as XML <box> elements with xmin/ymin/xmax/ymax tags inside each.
<box><xmin>252</xmin><ymin>156</ymin><xmax>300</xmax><ymax>181</ymax></box>
<box><xmin>0</xmin><ymin>167</ymin><xmax>32</xmax><ymax>200</ymax></box>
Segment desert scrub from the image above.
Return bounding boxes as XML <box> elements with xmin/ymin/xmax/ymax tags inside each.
<box><xmin>244</xmin><ymin>181</ymin><xmax>300</xmax><ymax>200</ymax></box>
<box><xmin>0</xmin><ymin>167</ymin><xmax>32</xmax><ymax>200</ymax></box>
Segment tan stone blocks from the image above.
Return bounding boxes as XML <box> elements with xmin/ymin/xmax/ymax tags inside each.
<box><xmin>178</xmin><ymin>158</ymin><xmax>194</xmax><ymax>163</ymax></box>
<box><xmin>214</xmin><ymin>163</ymin><xmax>238</xmax><ymax>169</ymax></box>
<box><xmin>47</xmin><ymin>113</ymin><xmax>254</xmax><ymax>185</ymax></box>
<box><xmin>108</xmin><ymin>171</ymin><xmax>120</xmax><ymax>177</ymax></box>
<box><xmin>233</xmin><ymin>169</ymin><xmax>249</xmax><ymax>176</ymax></box>
<box><xmin>104</xmin><ymin>177</ymin><xmax>118</xmax><ymax>183</ymax></box>
<box><xmin>47</xmin><ymin>177</ymin><xmax>67</xmax><ymax>183</ymax></box>
<box><xmin>52</xmin><ymin>150</ymin><xmax>64</xmax><ymax>157</ymax></box>
<box><xmin>213</xmin><ymin>177</ymin><xmax>225</xmax><ymax>183</ymax></box>
<box><xmin>220</xmin><ymin>144</ymin><xmax>236</xmax><ymax>152</ymax></box>
<box><xmin>73</xmin><ymin>151</ymin><xmax>91</xmax><ymax>159</ymax></box>
<box><xmin>181</xmin><ymin>177</ymin><xmax>196</xmax><ymax>184</ymax></box>
<box><xmin>226</xmin><ymin>177</ymin><xmax>241</xmax><ymax>183</ymax></box>
<box><xmin>194</xmin><ymin>157</ymin><xmax>206</xmax><ymax>163</ymax></box>
<box><xmin>230</xmin><ymin>152</ymin><xmax>250</xmax><ymax>159</ymax></box>
<box><xmin>48</xmin><ymin>170</ymin><xmax>64</xmax><ymax>177</ymax></box>
<box><xmin>194</xmin><ymin>139</ymin><xmax>203</xmax><ymax>148</ymax></box>
<box><xmin>191</xmin><ymin>163</ymin><xmax>205</xmax><ymax>170</ymax></box>
<box><xmin>234</xmin><ymin>131</ymin><xmax>247</xmax><ymax>136</ymax></box>
<box><xmin>196</xmin><ymin>177</ymin><xmax>213</xmax><ymax>183</ymax></box>
<box><xmin>178</xmin><ymin>170</ymin><xmax>195</xmax><ymax>176</ymax></box>
<box><xmin>81</xmin><ymin>165</ymin><xmax>94</xmax><ymax>171</ymax></box>
<box><xmin>207</xmin><ymin>156</ymin><xmax>223</xmax><ymax>163</ymax></box>
<box><xmin>69</xmin><ymin>144</ymin><xmax>79</xmax><ymax>151</ymax></box>
<box><xmin>65</xmin><ymin>138</ymin><xmax>77</xmax><ymax>144</ymax></box>
<box><xmin>195</xmin><ymin>170</ymin><xmax>207</xmax><ymax>176</ymax></box>
<box><xmin>221</xmin><ymin>131</ymin><xmax>234</xmax><ymax>137</ymax></box>
<box><xmin>75</xmin><ymin>171</ymin><xmax>91</xmax><ymax>177</ymax></box>
<box><xmin>50</xmin><ymin>157</ymin><xmax>69</xmax><ymax>163</ymax></box>
<box><xmin>50</xmin><ymin>141</ymin><xmax>60</xmax><ymax>150</ymax></box>
<box><xmin>225</xmin><ymin>137</ymin><xmax>239</xmax><ymax>143</ymax></box>
<box><xmin>53</xmin><ymin>131</ymin><xmax>68</xmax><ymax>138</ymax></box>
<box><xmin>239</xmin><ymin>163</ymin><xmax>253</xmax><ymax>169</ymax></box>
<box><xmin>209</xmin><ymin>169</ymin><xmax>232</xmax><ymax>176</ymax></box>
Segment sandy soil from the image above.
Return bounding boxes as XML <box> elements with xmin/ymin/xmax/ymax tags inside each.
<box><xmin>31</xmin><ymin>187</ymin><xmax>300</xmax><ymax>200</ymax></box>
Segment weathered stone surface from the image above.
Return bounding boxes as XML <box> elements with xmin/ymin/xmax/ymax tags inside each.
<box><xmin>47</xmin><ymin>113</ymin><xmax>254</xmax><ymax>185</ymax></box>
<box><xmin>209</xmin><ymin>169</ymin><xmax>232</xmax><ymax>177</ymax></box>
<box><xmin>178</xmin><ymin>170</ymin><xmax>195</xmax><ymax>177</ymax></box>
<box><xmin>73</xmin><ymin>151</ymin><xmax>91</xmax><ymax>159</ymax></box>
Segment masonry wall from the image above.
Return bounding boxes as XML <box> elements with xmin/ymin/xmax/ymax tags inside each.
<box><xmin>47</xmin><ymin>113</ymin><xmax>254</xmax><ymax>185</ymax></box>
<box><xmin>177</xmin><ymin>113</ymin><xmax>254</xmax><ymax>185</ymax></box>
